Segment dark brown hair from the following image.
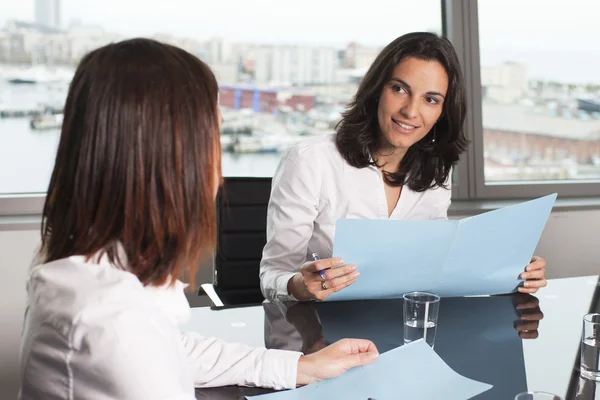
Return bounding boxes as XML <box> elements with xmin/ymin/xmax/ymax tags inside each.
<box><xmin>40</xmin><ymin>38</ymin><xmax>221</xmax><ymax>287</ymax></box>
<box><xmin>336</xmin><ymin>32</ymin><xmax>468</xmax><ymax>191</ymax></box>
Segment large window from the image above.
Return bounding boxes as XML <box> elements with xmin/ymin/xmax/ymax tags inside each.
<box><xmin>478</xmin><ymin>0</ymin><xmax>600</xmax><ymax>184</ymax></box>
<box><xmin>3</xmin><ymin>0</ymin><xmax>599</xmax><ymax>212</ymax></box>
<box><xmin>0</xmin><ymin>0</ymin><xmax>442</xmax><ymax>196</ymax></box>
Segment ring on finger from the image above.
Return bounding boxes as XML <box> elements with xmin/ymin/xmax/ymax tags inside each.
<box><xmin>321</xmin><ymin>282</ymin><xmax>327</xmax><ymax>290</ymax></box>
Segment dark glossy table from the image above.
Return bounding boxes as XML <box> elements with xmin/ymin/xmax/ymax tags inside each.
<box><xmin>184</xmin><ymin>275</ymin><xmax>600</xmax><ymax>399</ymax></box>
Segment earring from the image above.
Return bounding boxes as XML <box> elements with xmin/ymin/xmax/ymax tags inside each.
<box><xmin>431</xmin><ymin>126</ymin><xmax>437</xmax><ymax>144</ymax></box>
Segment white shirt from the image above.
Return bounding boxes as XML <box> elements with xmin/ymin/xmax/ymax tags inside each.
<box><xmin>19</xmin><ymin>253</ymin><xmax>301</xmax><ymax>400</ymax></box>
<box><xmin>259</xmin><ymin>134</ymin><xmax>451</xmax><ymax>301</ymax></box>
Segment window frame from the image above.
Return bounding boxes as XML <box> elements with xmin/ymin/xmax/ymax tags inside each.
<box><xmin>445</xmin><ymin>0</ymin><xmax>600</xmax><ymax>200</ymax></box>
<box><xmin>0</xmin><ymin>194</ymin><xmax>45</xmax><ymax>216</ymax></box>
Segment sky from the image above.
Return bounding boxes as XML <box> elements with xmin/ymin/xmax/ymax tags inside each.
<box><xmin>0</xmin><ymin>0</ymin><xmax>599</xmax><ymax>82</ymax></box>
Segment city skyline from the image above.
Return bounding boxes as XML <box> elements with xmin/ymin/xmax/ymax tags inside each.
<box><xmin>0</xmin><ymin>0</ymin><xmax>598</xmax><ymax>51</ymax></box>
<box><xmin>1</xmin><ymin>0</ymin><xmax>600</xmax><ymax>83</ymax></box>
<box><xmin>34</xmin><ymin>0</ymin><xmax>60</xmax><ymax>29</ymax></box>
<box><xmin>0</xmin><ymin>0</ymin><xmax>441</xmax><ymax>47</ymax></box>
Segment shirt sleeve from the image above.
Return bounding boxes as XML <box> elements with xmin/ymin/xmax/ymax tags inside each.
<box><xmin>71</xmin><ymin>309</ymin><xmax>197</xmax><ymax>400</ymax></box>
<box><xmin>181</xmin><ymin>331</ymin><xmax>302</xmax><ymax>390</ymax></box>
<box><xmin>259</xmin><ymin>144</ymin><xmax>323</xmax><ymax>301</ymax></box>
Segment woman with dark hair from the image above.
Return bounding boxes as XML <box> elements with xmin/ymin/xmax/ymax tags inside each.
<box><xmin>260</xmin><ymin>32</ymin><xmax>547</xmax><ymax>302</ymax></box>
<box><xmin>19</xmin><ymin>38</ymin><xmax>378</xmax><ymax>399</ymax></box>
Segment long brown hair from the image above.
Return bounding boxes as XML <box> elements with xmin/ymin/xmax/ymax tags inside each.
<box><xmin>40</xmin><ymin>38</ymin><xmax>221</xmax><ymax>287</ymax></box>
<box><xmin>336</xmin><ymin>32</ymin><xmax>468</xmax><ymax>191</ymax></box>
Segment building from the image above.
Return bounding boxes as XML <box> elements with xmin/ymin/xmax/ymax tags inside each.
<box><xmin>0</xmin><ymin>20</ymin><xmax>66</xmax><ymax>64</ymax></box>
<box><xmin>483</xmin><ymin>103</ymin><xmax>600</xmax><ymax>180</ymax></box>
<box><xmin>343</xmin><ymin>42</ymin><xmax>380</xmax><ymax>69</ymax></box>
<box><xmin>254</xmin><ymin>45</ymin><xmax>336</xmax><ymax>86</ymax></box>
<box><xmin>211</xmin><ymin>63</ymin><xmax>238</xmax><ymax>85</ymax></box>
<box><xmin>219</xmin><ymin>85</ymin><xmax>315</xmax><ymax>113</ymax></box>
<box><xmin>481</xmin><ymin>62</ymin><xmax>528</xmax><ymax>104</ymax></box>
<box><xmin>35</xmin><ymin>0</ymin><xmax>61</xmax><ymax>29</ymax></box>
<box><xmin>208</xmin><ymin>37</ymin><xmax>233</xmax><ymax>65</ymax></box>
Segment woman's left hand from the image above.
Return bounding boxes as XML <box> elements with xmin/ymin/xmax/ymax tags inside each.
<box><xmin>518</xmin><ymin>256</ymin><xmax>547</xmax><ymax>294</ymax></box>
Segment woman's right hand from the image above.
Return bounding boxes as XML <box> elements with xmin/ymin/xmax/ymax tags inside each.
<box><xmin>296</xmin><ymin>338</ymin><xmax>379</xmax><ymax>386</ymax></box>
<box><xmin>288</xmin><ymin>257</ymin><xmax>359</xmax><ymax>301</ymax></box>
<box><xmin>513</xmin><ymin>293</ymin><xmax>544</xmax><ymax>339</ymax></box>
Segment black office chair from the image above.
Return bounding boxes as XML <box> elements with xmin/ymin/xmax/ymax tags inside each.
<box><xmin>199</xmin><ymin>177</ymin><xmax>271</xmax><ymax>308</ymax></box>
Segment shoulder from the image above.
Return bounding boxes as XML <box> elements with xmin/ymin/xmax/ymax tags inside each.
<box><xmin>281</xmin><ymin>133</ymin><xmax>338</xmax><ymax>165</ymax></box>
<box><xmin>25</xmin><ymin>257</ymin><xmax>158</xmax><ymax>357</ymax></box>
<box><xmin>24</xmin><ymin>258</ymin><xmax>192</xmax><ymax>398</ymax></box>
<box><xmin>27</xmin><ymin>257</ymin><xmax>145</xmax><ymax>321</ymax></box>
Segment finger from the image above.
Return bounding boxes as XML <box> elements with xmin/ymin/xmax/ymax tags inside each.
<box><xmin>313</xmin><ymin>258</ymin><xmax>345</xmax><ymax>271</ymax></box>
<box><xmin>332</xmin><ymin>278</ymin><xmax>357</xmax><ymax>292</ymax></box>
<box><xmin>523</xmin><ymin>279</ymin><xmax>547</xmax><ymax>289</ymax></box>
<box><xmin>518</xmin><ymin>287</ymin><xmax>540</xmax><ymax>294</ymax></box>
<box><xmin>322</xmin><ymin>264</ymin><xmax>357</xmax><ymax>281</ymax></box>
<box><xmin>519</xmin><ymin>331</ymin><xmax>539</xmax><ymax>339</ymax></box>
<box><xmin>328</xmin><ymin>271</ymin><xmax>360</xmax><ymax>289</ymax></box>
<box><xmin>515</xmin><ymin>321</ymin><xmax>539</xmax><ymax>332</ymax></box>
<box><xmin>515</xmin><ymin>296</ymin><xmax>539</xmax><ymax>310</ymax></box>
<box><xmin>347</xmin><ymin>350</ymin><xmax>379</xmax><ymax>366</ymax></box>
<box><xmin>521</xmin><ymin>269</ymin><xmax>545</xmax><ymax>280</ymax></box>
<box><xmin>300</xmin><ymin>258</ymin><xmax>345</xmax><ymax>274</ymax></box>
<box><xmin>347</xmin><ymin>338</ymin><xmax>379</xmax><ymax>355</ymax></box>
<box><xmin>519</xmin><ymin>310</ymin><xmax>544</xmax><ymax>321</ymax></box>
<box><xmin>312</xmin><ymin>279</ymin><xmax>356</xmax><ymax>300</ymax></box>
<box><xmin>526</xmin><ymin>257</ymin><xmax>546</xmax><ymax>271</ymax></box>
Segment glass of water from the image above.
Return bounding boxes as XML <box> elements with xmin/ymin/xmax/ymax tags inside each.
<box><xmin>514</xmin><ymin>392</ymin><xmax>563</xmax><ymax>400</ymax></box>
<box><xmin>403</xmin><ymin>291</ymin><xmax>440</xmax><ymax>347</ymax></box>
<box><xmin>581</xmin><ymin>313</ymin><xmax>600</xmax><ymax>381</ymax></box>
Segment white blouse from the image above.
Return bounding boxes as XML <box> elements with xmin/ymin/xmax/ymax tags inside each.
<box><xmin>19</xmin><ymin>253</ymin><xmax>301</xmax><ymax>400</ymax></box>
<box><xmin>259</xmin><ymin>134</ymin><xmax>451</xmax><ymax>301</ymax></box>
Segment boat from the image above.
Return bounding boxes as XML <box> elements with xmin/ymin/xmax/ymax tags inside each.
<box><xmin>231</xmin><ymin>135</ymin><xmax>281</xmax><ymax>154</ymax></box>
<box><xmin>576</xmin><ymin>98</ymin><xmax>600</xmax><ymax>113</ymax></box>
<box><xmin>30</xmin><ymin>113</ymin><xmax>63</xmax><ymax>130</ymax></box>
<box><xmin>5</xmin><ymin>65</ymin><xmax>72</xmax><ymax>85</ymax></box>
<box><xmin>7</xmin><ymin>78</ymin><xmax>37</xmax><ymax>85</ymax></box>
<box><xmin>220</xmin><ymin>135</ymin><xmax>234</xmax><ymax>152</ymax></box>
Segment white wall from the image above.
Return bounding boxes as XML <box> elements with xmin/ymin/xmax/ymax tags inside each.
<box><xmin>1</xmin><ymin>209</ymin><xmax>599</xmax><ymax>399</ymax></box>
<box><xmin>0</xmin><ymin>230</ymin><xmax>38</xmax><ymax>400</ymax></box>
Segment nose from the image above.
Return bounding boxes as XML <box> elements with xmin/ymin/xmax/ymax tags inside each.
<box><xmin>400</xmin><ymin>97</ymin><xmax>418</xmax><ymax>119</ymax></box>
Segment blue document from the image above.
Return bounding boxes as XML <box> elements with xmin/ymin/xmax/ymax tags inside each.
<box><xmin>327</xmin><ymin>194</ymin><xmax>557</xmax><ymax>301</ymax></box>
<box><xmin>246</xmin><ymin>340</ymin><xmax>492</xmax><ymax>400</ymax></box>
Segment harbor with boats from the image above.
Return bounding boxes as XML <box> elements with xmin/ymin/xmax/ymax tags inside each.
<box><xmin>2</xmin><ymin>61</ymin><xmax>600</xmax><ymax>194</ymax></box>
<box><xmin>0</xmin><ymin>65</ymin><xmax>349</xmax><ymax>154</ymax></box>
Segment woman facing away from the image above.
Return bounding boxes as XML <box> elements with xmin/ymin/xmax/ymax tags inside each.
<box><xmin>18</xmin><ymin>38</ymin><xmax>379</xmax><ymax>400</ymax></box>
<box><xmin>260</xmin><ymin>32</ymin><xmax>547</xmax><ymax>302</ymax></box>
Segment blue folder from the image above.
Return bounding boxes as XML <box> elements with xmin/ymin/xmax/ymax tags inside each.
<box><xmin>327</xmin><ymin>194</ymin><xmax>557</xmax><ymax>301</ymax></box>
<box><xmin>246</xmin><ymin>339</ymin><xmax>492</xmax><ymax>400</ymax></box>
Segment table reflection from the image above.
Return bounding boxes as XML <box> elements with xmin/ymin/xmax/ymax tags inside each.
<box><xmin>264</xmin><ymin>294</ymin><xmax>543</xmax><ymax>399</ymax></box>
<box><xmin>192</xmin><ymin>276</ymin><xmax>599</xmax><ymax>399</ymax></box>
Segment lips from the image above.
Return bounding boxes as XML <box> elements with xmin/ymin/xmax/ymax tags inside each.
<box><xmin>391</xmin><ymin>118</ymin><xmax>419</xmax><ymax>134</ymax></box>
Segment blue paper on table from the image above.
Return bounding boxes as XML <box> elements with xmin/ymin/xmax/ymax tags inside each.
<box><xmin>327</xmin><ymin>194</ymin><xmax>557</xmax><ymax>301</ymax></box>
<box><xmin>246</xmin><ymin>340</ymin><xmax>492</xmax><ymax>400</ymax></box>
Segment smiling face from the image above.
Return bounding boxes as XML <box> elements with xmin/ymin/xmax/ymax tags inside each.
<box><xmin>376</xmin><ymin>56</ymin><xmax>449</xmax><ymax>153</ymax></box>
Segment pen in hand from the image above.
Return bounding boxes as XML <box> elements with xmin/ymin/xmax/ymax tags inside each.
<box><xmin>311</xmin><ymin>252</ymin><xmax>327</xmax><ymax>281</ymax></box>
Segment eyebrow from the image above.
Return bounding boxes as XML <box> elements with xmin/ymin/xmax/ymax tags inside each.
<box><xmin>390</xmin><ymin>77</ymin><xmax>446</xmax><ymax>99</ymax></box>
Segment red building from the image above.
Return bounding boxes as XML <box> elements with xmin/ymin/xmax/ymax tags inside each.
<box><xmin>219</xmin><ymin>85</ymin><xmax>314</xmax><ymax>113</ymax></box>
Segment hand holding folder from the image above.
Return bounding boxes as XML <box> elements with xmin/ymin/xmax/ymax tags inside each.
<box><xmin>326</xmin><ymin>194</ymin><xmax>557</xmax><ymax>302</ymax></box>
